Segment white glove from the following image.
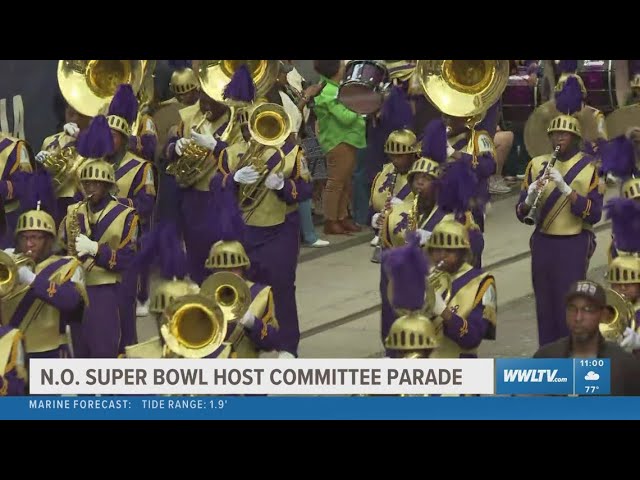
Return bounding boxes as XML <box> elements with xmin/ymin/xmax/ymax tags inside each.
<box><xmin>233</xmin><ymin>166</ymin><xmax>260</xmax><ymax>185</ymax></box>
<box><xmin>621</xmin><ymin>327</ymin><xmax>640</xmax><ymax>350</ymax></box>
<box><xmin>3</xmin><ymin>248</ymin><xmax>14</xmax><ymax>255</ymax></box>
<box><xmin>75</xmin><ymin>234</ymin><xmax>99</xmax><ymax>257</ymax></box>
<box><xmin>175</xmin><ymin>138</ymin><xmax>192</xmax><ymax>156</ymax></box>
<box><xmin>525</xmin><ymin>178</ymin><xmax>544</xmax><ymax>206</ymax></box>
<box><xmin>63</xmin><ymin>122</ymin><xmax>80</xmax><ymax>137</ymax></box>
<box><xmin>548</xmin><ymin>168</ymin><xmax>573</xmax><ymax>196</ymax></box>
<box><xmin>433</xmin><ymin>292</ymin><xmax>448</xmax><ymax>316</ymax></box>
<box><xmin>371</xmin><ymin>213</ymin><xmax>381</xmax><ymax>229</ymax></box>
<box><xmin>278</xmin><ymin>351</ymin><xmax>296</xmax><ymax>359</ymax></box>
<box><xmin>35</xmin><ymin>151</ymin><xmax>50</xmax><ymax>163</ymax></box>
<box><xmin>239</xmin><ymin>311</ymin><xmax>256</xmax><ymax>328</ymax></box>
<box><xmin>17</xmin><ymin>266</ymin><xmax>35</xmax><ymax>285</ymax></box>
<box><xmin>390</xmin><ymin>196</ymin><xmax>402</xmax><ymax>206</ymax></box>
<box><xmin>416</xmin><ymin>229</ymin><xmax>432</xmax><ymax>246</ymax></box>
<box><xmin>190</xmin><ymin>128</ymin><xmax>217</xmax><ymax>151</ymax></box>
<box><xmin>265</xmin><ymin>173</ymin><xmax>285</xmax><ymax>191</ymax></box>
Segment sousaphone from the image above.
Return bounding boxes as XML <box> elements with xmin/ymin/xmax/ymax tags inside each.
<box><xmin>196</xmin><ymin>60</ymin><xmax>280</xmax><ymax>103</ymax></box>
<box><xmin>606</xmin><ymin>104</ymin><xmax>640</xmax><ymax>140</ymax></box>
<box><xmin>57</xmin><ymin>60</ymin><xmax>145</xmax><ymax>117</ymax></box>
<box><xmin>415</xmin><ymin>60</ymin><xmax>509</xmax><ymax>125</ymax></box>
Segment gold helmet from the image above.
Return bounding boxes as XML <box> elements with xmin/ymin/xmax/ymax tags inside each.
<box><xmin>384</xmin><ymin>312</ymin><xmax>440</xmax><ymax>356</ymax></box>
<box><xmin>384</xmin><ymin>129</ymin><xmax>420</xmax><ymax>155</ymax></box>
<box><xmin>384</xmin><ymin>60</ymin><xmax>416</xmax><ymax>82</ymax></box>
<box><xmin>426</xmin><ymin>219</ymin><xmax>470</xmax><ymax>250</ymax></box>
<box><xmin>169</xmin><ymin>60</ymin><xmax>200</xmax><ymax>95</ymax></box>
<box><xmin>547</xmin><ymin>114</ymin><xmax>582</xmax><ymax>138</ymax></box>
<box><xmin>408</xmin><ymin>156</ymin><xmax>442</xmax><ymax>180</ymax></box>
<box><xmin>79</xmin><ymin>159</ymin><xmax>116</xmax><ymax>185</ymax></box>
<box><xmin>621</xmin><ymin>177</ymin><xmax>640</xmax><ymax>200</ymax></box>
<box><xmin>15</xmin><ymin>202</ymin><xmax>56</xmax><ymax>237</ymax></box>
<box><xmin>150</xmin><ymin>278</ymin><xmax>200</xmax><ymax>315</ymax></box>
<box><xmin>608</xmin><ymin>256</ymin><xmax>640</xmax><ymax>285</ymax></box>
<box><xmin>205</xmin><ymin>240</ymin><xmax>251</xmax><ymax>270</ymax></box>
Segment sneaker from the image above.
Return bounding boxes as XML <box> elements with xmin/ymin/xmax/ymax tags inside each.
<box><xmin>306</xmin><ymin>239</ymin><xmax>330</xmax><ymax>248</ymax></box>
<box><xmin>488</xmin><ymin>176</ymin><xmax>512</xmax><ymax>194</ymax></box>
<box><xmin>370</xmin><ymin>235</ymin><xmax>380</xmax><ymax>247</ymax></box>
<box><xmin>136</xmin><ymin>300</ymin><xmax>149</xmax><ymax>317</ymax></box>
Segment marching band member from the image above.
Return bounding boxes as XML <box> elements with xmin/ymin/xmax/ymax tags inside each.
<box><xmin>200</xmin><ymin>185</ymin><xmax>280</xmax><ymax>358</ymax></box>
<box><xmin>2</xmin><ymin>191</ymin><xmax>87</xmax><ymax>359</ymax></box>
<box><xmin>443</xmin><ymin>105</ymin><xmax>497</xmax><ymax>237</ymax></box>
<box><xmin>213</xmin><ymin>68</ymin><xmax>312</xmax><ymax>359</ymax></box>
<box><xmin>59</xmin><ymin>116</ymin><xmax>140</xmax><ymax>358</ymax></box>
<box><xmin>164</xmin><ymin>68</ymin><xmax>234</xmax><ymax>285</ymax></box>
<box><xmin>104</xmin><ymin>84</ymin><xmax>156</xmax><ymax>340</ymax></box>
<box><xmin>425</xmin><ymin>220</ymin><xmax>497</xmax><ymax>358</ymax></box>
<box><xmin>0</xmin><ymin>132</ymin><xmax>33</xmax><ymax>249</ymax></box>
<box><xmin>516</xmin><ymin>76</ymin><xmax>603</xmax><ymax>347</ymax></box>
<box><xmin>152</xmin><ymin>60</ymin><xmax>201</xmax><ymax>162</ymax></box>
<box><xmin>598</xmin><ymin>134</ymin><xmax>640</xmax><ymax>260</ymax></box>
<box><xmin>0</xmin><ymin>325</ymin><xmax>26</xmax><ymax>395</ymax></box>
<box><xmin>369</xmin><ymin>86</ymin><xmax>419</xmax><ymax>261</ymax></box>
<box><xmin>38</xmin><ymin>103</ymin><xmax>92</xmax><ymax>226</ymax></box>
<box><xmin>381</xmin><ymin>231</ymin><xmax>440</xmax><ymax>359</ymax></box>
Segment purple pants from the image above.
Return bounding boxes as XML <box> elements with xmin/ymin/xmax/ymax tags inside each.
<box><xmin>180</xmin><ymin>189</ymin><xmax>217</xmax><ymax>286</ymax></box>
<box><xmin>531</xmin><ymin>230</ymin><xmax>595</xmax><ymax>347</ymax></box>
<box><xmin>71</xmin><ymin>284</ymin><xmax>120</xmax><ymax>358</ymax></box>
<box><xmin>0</xmin><ymin>210</ymin><xmax>19</xmax><ymax>249</ymax></box>
<box><xmin>379</xmin><ymin>262</ymin><xmax>396</xmax><ymax>355</ymax></box>
<box><xmin>245</xmin><ymin>211</ymin><xmax>301</xmax><ymax>356</ymax></box>
<box><xmin>118</xmin><ymin>269</ymin><xmax>138</xmax><ymax>353</ymax></box>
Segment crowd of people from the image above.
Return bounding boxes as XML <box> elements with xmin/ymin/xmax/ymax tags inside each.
<box><xmin>1</xmin><ymin>59</ymin><xmax>640</xmax><ymax>396</ymax></box>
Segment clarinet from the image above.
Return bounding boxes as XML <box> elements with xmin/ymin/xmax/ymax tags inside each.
<box><xmin>523</xmin><ymin>145</ymin><xmax>561</xmax><ymax>226</ymax></box>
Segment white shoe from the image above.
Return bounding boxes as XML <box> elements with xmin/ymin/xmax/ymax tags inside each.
<box><xmin>278</xmin><ymin>351</ymin><xmax>296</xmax><ymax>359</ymax></box>
<box><xmin>370</xmin><ymin>235</ymin><xmax>379</xmax><ymax>247</ymax></box>
<box><xmin>307</xmin><ymin>239</ymin><xmax>330</xmax><ymax>248</ymax></box>
<box><xmin>136</xmin><ymin>300</ymin><xmax>149</xmax><ymax>317</ymax></box>
<box><xmin>488</xmin><ymin>176</ymin><xmax>512</xmax><ymax>194</ymax></box>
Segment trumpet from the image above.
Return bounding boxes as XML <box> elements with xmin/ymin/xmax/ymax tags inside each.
<box><xmin>523</xmin><ymin>145</ymin><xmax>561</xmax><ymax>226</ymax></box>
<box><xmin>0</xmin><ymin>250</ymin><xmax>36</xmax><ymax>299</ymax></box>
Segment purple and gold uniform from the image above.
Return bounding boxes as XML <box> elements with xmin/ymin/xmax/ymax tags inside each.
<box><xmin>0</xmin><ymin>326</ymin><xmax>26</xmax><ymax>395</ymax></box>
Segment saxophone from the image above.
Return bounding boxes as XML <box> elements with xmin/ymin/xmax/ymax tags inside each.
<box><xmin>408</xmin><ymin>195</ymin><xmax>419</xmax><ymax>232</ymax></box>
<box><xmin>67</xmin><ymin>197</ymin><xmax>91</xmax><ymax>257</ymax></box>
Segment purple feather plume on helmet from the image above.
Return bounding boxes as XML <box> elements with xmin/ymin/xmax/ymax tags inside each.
<box><xmin>381</xmin><ymin>231</ymin><xmax>429</xmax><ymax>311</ymax></box>
<box><xmin>223</xmin><ymin>64</ymin><xmax>256</xmax><ymax>103</ymax></box>
<box><xmin>421</xmin><ymin>118</ymin><xmax>447</xmax><ymax>163</ymax></box>
<box><xmin>107</xmin><ymin>84</ymin><xmax>138</xmax><ymax>124</ymax></box>
<box><xmin>168</xmin><ymin>60</ymin><xmax>193</xmax><ymax>71</ymax></box>
<box><xmin>605</xmin><ymin>197</ymin><xmax>640</xmax><ymax>252</ymax></box>
<box><xmin>29</xmin><ymin>169</ymin><xmax>57</xmax><ymax>219</ymax></box>
<box><xmin>558</xmin><ymin>60</ymin><xmax>578</xmax><ymax>73</ymax></box>
<box><xmin>133</xmin><ymin>222</ymin><xmax>187</xmax><ymax>279</ymax></box>
<box><xmin>380</xmin><ymin>85</ymin><xmax>414</xmax><ymax>132</ymax></box>
<box><xmin>600</xmin><ymin>135</ymin><xmax>639</xmax><ymax>178</ymax></box>
<box><xmin>555</xmin><ymin>76</ymin><xmax>583</xmax><ymax>115</ymax></box>
<box><xmin>437</xmin><ymin>161</ymin><xmax>478</xmax><ymax>214</ymax></box>
<box><xmin>75</xmin><ymin>115</ymin><xmax>114</xmax><ymax>158</ymax></box>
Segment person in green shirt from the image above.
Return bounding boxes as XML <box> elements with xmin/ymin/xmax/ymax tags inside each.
<box><xmin>313</xmin><ymin>60</ymin><xmax>367</xmax><ymax>235</ymax></box>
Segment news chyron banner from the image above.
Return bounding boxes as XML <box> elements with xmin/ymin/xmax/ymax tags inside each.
<box><xmin>495</xmin><ymin>358</ymin><xmax>611</xmax><ymax>395</ymax></box>
<box><xmin>29</xmin><ymin>359</ymin><xmax>495</xmax><ymax>396</ymax></box>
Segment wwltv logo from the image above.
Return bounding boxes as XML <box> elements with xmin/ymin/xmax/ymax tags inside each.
<box><xmin>495</xmin><ymin>359</ymin><xmax>574</xmax><ymax>395</ymax></box>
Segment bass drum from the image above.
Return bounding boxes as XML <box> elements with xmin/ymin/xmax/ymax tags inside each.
<box><xmin>577</xmin><ymin>60</ymin><xmax>617</xmax><ymax>114</ymax></box>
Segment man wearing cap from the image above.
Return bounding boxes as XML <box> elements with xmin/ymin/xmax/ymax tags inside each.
<box><xmin>2</xmin><ymin>203</ymin><xmax>87</xmax><ymax>360</ymax></box>
<box><xmin>534</xmin><ymin>280</ymin><xmax>640</xmax><ymax>396</ymax></box>
<box><xmin>516</xmin><ymin>76</ymin><xmax>604</xmax><ymax>347</ymax></box>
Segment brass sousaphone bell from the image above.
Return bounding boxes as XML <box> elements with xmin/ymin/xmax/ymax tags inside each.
<box><xmin>57</xmin><ymin>60</ymin><xmax>145</xmax><ymax>118</ymax></box>
<box><xmin>196</xmin><ymin>60</ymin><xmax>280</xmax><ymax>103</ymax></box>
<box><xmin>599</xmin><ymin>287</ymin><xmax>636</xmax><ymax>342</ymax></box>
<box><xmin>415</xmin><ymin>60</ymin><xmax>509</xmax><ymax>126</ymax></box>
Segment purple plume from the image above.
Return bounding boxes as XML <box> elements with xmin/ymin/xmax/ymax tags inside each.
<box><xmin>600</xmin><ymin>135</ymin><xmax>638</xmax><ymax>178</ymax></box>
<box><xmin>380</xmin><ymin>85</ymin><xmax>414</xmax><ymax>132</ymax></box>
<box><xmin>133</xmin><ymin>221</ymin><xmax>187</xmax><ymax>279</ymax></box>
<box><xmin>168</xmin><ymin>60</ymin><xmax>192</xmax><ymax>71</ymax></box>
<box><xmin>605</xmin><ymin>197</ymin><xmax>640</xmax><ymax>252</ymax></box>
<box><xmin>381</xmin><ymin>231</ymin><xmax>429</xmax><ymax>311</ymax></box>
<box><xmin>107</xmin><ymin>84</ymin><xmax>138</xmax><ymax>124</ymax></box>
<box><xmin>421</xmin><ymin>118</ymin><xmax>447</xmax><ymax>163</ymax></box>
<box><xmin>558</xmin><ymin>60</ymin><xmax>578</xmax><ymax>73</ymax></box>
<box><xmin>76</xmin><ymin>115</ymin><xmax>115</xmax><ymax>158</ymax></box>
<box><xmin>555</xmin><ymin>76</ymin><xmax>583</xmax><ymax>115</ymax></box>
<box><xmin>25</xmin><ymin>168</ymin><xmax>57</xmax><ymax>220</ymax></box>
<box><xmin>223</xmin><ymin>64</ymin><xmax>256</xmax><ymax>103</ymax></box>
<box><xmin>437</xmin><ymin>161</ymin><xmax>478</xmax><ymax>214</ymax></box>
